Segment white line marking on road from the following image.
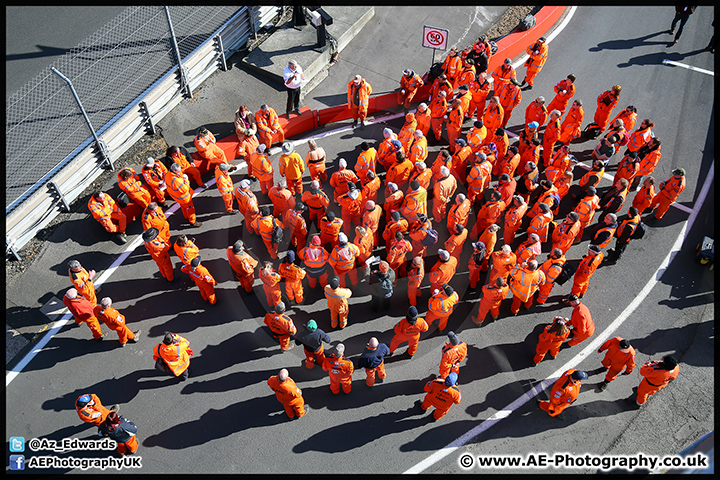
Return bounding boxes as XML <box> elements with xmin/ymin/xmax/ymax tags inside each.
<box><xmin>662</xmin><ymin>59</ymin><xmax>714</xmax><ymax>76</ymax></box>
<box><xmin>405</xmin><ymin>160</ymin><xmax>714</xmax><ymax>474</ymax></box>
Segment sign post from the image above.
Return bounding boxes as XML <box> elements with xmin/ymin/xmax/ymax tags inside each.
<box><xmin>422</xmin><ymin>25</ymin><xmax>449</xmax><ymax>67</ymax></box>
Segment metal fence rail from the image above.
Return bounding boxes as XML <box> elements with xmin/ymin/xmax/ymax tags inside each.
<box><xmin>5</xmin><ymin>6</ymin><xmax>281</xmax><ymax>259</ymax></box>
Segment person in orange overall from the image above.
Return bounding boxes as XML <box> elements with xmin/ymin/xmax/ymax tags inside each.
<box><xmin>234</xmin><ymin>180</ymin><xmax>260</xmax><ymax>234</ymax></box>
<box><xmin>153</xmin><ymin>332</ymin><xmax>193</xmax><ymax>380</ymax></box>
<box><xmin>278</xmin><ymin>142</ymin><xmax>306</xmax><ymax>195</ymax></box>
<box><xmin>441</xmin><ymin>47</ymin><xmax>462</xmax><ymax>88</ymax></box>
<box><xmin>383</xmin><ymin>211</ymin><xmax>409</xmax><ymax>247</ymax></box>
<box><xmin>502</xmin><ymin>195</ymin><xmax>527</xmax><ymax>246</ymax></box>
<box><xmin>487</xmin><ymin>244</ymin><xmax>516</xmax><ymax>285</ymax></box>
<box><xmin>279</xmin><ymin>250</ymin><xmax>306</xmax><ymax>304</ymax></box>
<box><xmin>361</xmin><ymin>200</ymin><xmax>382</xmax><ymax>245</ymax></box>
<box><xmin>236</xmin><ymin>128</ymin><xmax>259</xmax><ymax>167</ymax></box>
<box><xmin>476</xmin><ymin>224</ymin><xmax>499</xmax><ymax>272</ymax></box>
<box><xmin>421</xmin><ymin>372</ymin><xmax>462</xmax><ymax>420</ymax></box>
<box><xmin>521</xmin><ymin>36</ymin><xmax>548</xmax><ymax>88</ymax></box>
<box><xmin>402</xmin><ymin>255</ymin><xmax>424</xmax><ymax>306</ymax></box>
<box><xmin>491</xmin><ymin>57</ymin><xmax>517</xmax><ymax>90</ymax></box>
<box><xmin>481</xmin><ymin>96</ymin><xmax>504</xmax><ymax>144</ymax></box>
<box><xmin>573</xmin><ymin>186</ymin><xmax>601</xmax><ymax>240</ymax></box>
<box><xmin>381</xmin><ymin>181</ymin><xmax>402</xmax><ymax>220</ymax></box>
<box><xmin>446</xmin><ymin>99</ymin><xmax>464</xmax><ymax>153</ymax></box>
<box><xmin>408</xmin><ymin>130</ymin><xmax>428</xmax><ymax>165</ymax></box>
<box><xmin>268</xmin><ymin>368</ymin><xmax>306</xmax><ymax>419</ymax></box>
<box><xmin>431</xmin><ymin>149</ymin><xmax>453</xmax><ymax>180</ymax></box>
<box><xmin>592</xmin><ymin>213</ymin><xmax>619</xmax><ymax>251</ymax></box>
<box><xmin>377</xmin><ymin>129</ymin><xmax>400</xmax><ymax>170</ymax></box>
<box><xmin>613</xmin><ymin>151</ymin><xmax>640</xmax><ymax>190</ymax></box>
<box><xmin>300</xmin><ymin>235</ymin><xmax>331</xmax><ymax>289</ymax></box>
<box><xmin>528</xmin><ymin>180</ymin><xmax>559</xmax><ymax>220</ymax></box>
<box><xmin>252</xmin><ymin>206</ymin><xmax>283</xmax><ymax>259</ymax></box>
<box><xmin>214</xmin><ymin>162</ymin><xmax>236</xmax><ymax>213</ymax></box>
<box><xmin>472</xmin><ymin>190</ymin><xmax>505</xmax><ymax>239</ymax></box>
<box><xmin>571</xmin><ymin>244</ymin><xmax>603</xmax><ymax>298</ymax></box>
<box><xmin>249</xmin><ymin>144</ymin><xmax>274</xmax><ymax>195</ymax></box>
<box><xmin>284</xmin><ymin>202</ymin><xmax>308</xmax><ymax>250</ymax></box>
<box><xmin>631</xmin><ymin>137</ymin><xmax>662</xmax><ymax>191</ymax></box>
<box><xmin>439</xmin><ymin>331</ymin><xmax>467</xmax><ymax>378</ymax></box>
<box><xmin>117</xmin><ymin>167</ymin><xmax>152</xmax><ymax>209</ymax></box>
<box><xmin>444</xmin><ymin>224</ymin><xmax>468</xmax><ymax>263</ymax></box>
<box><xmin>633</xmin><ymin>356</ymin><xmax>679</xmax><ymax>406</ymax></box>
<box><xmin>305</xmin><ymin>139</ymin><xmax>328</xmax><ymax>182</ymax></box>
<box><xmin>269</xmin><ymin>178</ymin><xmax>296</xmax><ymax>218</ymax></box>
<box><xmin>596</xmin><ymin>337</ymin><xmax>636</xmax><ymax>391</ymax></box>
<box><xmin>525</xmin><ymin>97</ymin><xmax>548</xmax><ymax>128</ymax></box>
<box><xmin>143</xmin><ymin>228</ymin><xmax>175</xmax><ymax>282</ymax></box>
<box><xmin>546</xmin><ymin>73</ymin><xmax>576</xmax><ymax>115</ymax></box>
<box><xmin>533</xmin><ymin>316</ymin><xmax>570</xmax><ymax>364</ymax></box>
<box><xmin>348</xmin><ymin>74</ymin><xmax>373</xmax><ymax>128</ymax></box>
<box><xmin>93</xmin><ymin>297</ymin><xmax>139</xmax><ymax>346</ymax></box>
<box><xmin>386</xmin><ymin>152</ymin><xmax>414</xmax><ymax>194</ymax></box>
<box><xmin>429</xmin><ymin>91</ymin><xmax>449</xmax><ymax>141</ymax></box>
<box><xmin>456</xmin><ymin>61</ymin><xmax>477</xmax><ymax>96</ymax></box>
<box><xmin>467</xmin><ymin>73</ymin><xmax>492</xmax><ymax>120</ymax></box>
<box><xmin>496</xmin><ymin>174</ymin><xmax>516</xmax><ymax>209</ymax></box>
<box><xmin>426</xmin><ymin>284</ymin><xmax>459</xmax><ymax>332</ymax></box>
<box><xmin>255</xmin><ymin>104</ymin><xmax>284</xmax><ymax>149</ymax></box>
<box><xmin>264</xmin><ymin>301</ymin><xmax>297</xmax><ymax>351</ymax></box>
<box><xmin>68</xmin><ymin>259</ymin><xmax>99</xmax><ymax>306</ymax></box>
<box><xmin>389</xmin><ymin>306</ymin><xmax>427</xmax><ymax>356</ymax></box>
<box><xmin>172</xmin><ymin>234</ymin><xmax>198</xmax><ymax>266</ymax></box>
<box><xmin>165</xmin><ymin>162</ymin><xmax>201</xmax><ymax>227</ymax></box>
<box><xmin>558</xmin><ymin>100</ymin><xmax>584</xmax><ymax>146</ymax></box>
<box><xmin>338</xmin><ymin>187</ymin><xmax>364</xmax><ymax>236</ymax></box>
<box><xmin>541</xmin><ymin>109</ymin><xmax>562</xmax><ymax>167</ymax></box>
<box><xmin>330</xmin><ymin>158</ymin><xmax>359</xmax><ymax>203</ymax></box>
<box><xmin>526</xmin><ymin>203</ymin><xmax>554</xmax><ymax>243</ymax></box>
<box><xmin>447</xmin><ymin>193</ymin><xmax>471</xmax><ymax>234</ymax></box>
<box><xmin>302</xmin><ymin>180</ymin><xmax>330</xmax><ymax>228</ymax></box>
<box><xmin>451</xmin><ymin>138</ymin><xmax>473</xmax><ymax>180</ymax></box>
<box><xmin>226</xmin><ymin>240</ymin><xmax>258</xmax><ymax>292</ymax></box>
<box><xmin>181</xmin><ymin>256</ymin><xmax>217</xmax><ymax>304</ymax></box>
<box><xmin>142</xmin><ymin>201</ymin><xmax>170</xmax><ymax>243</ymax></box>
<box><xmin>466</xmin><ymin>153</ymin><xmax>492</xmax><ymax>204</ymax></box>
<box><xmin>361</xmin><ymin>170</ymin><xmax>380</xmax><ymax>207</ymax></box>
<box><xmin>610</xmin><ymin>105</ymin><xmax>638</xmax><ymax>132</ymax></box>
<box><xmin>551</xmin><ymin>212</ymin><xmax>581</xmax><ymax>254</ymax></box>
<box><xmin>560</xmin><ymin>296</ymin><xmax>594</xmax><ymax>350</ymax></box>
<box><xmin>516</xmin><ymin>233</ymin><xmax>542</xmax><ymax>265</ymax></box>
<box><xmin>472</xmin><ymin>276</ymin><xmax>510</xmax><ymax>325</ymax></box>
<box><xmin>166</xmin><ymin>145</ymin><xmax>205</xmax><ymax>188</ymax></box>
<box><xmin>518</xmin><ymin>142</ymin><xmax>541</xmax><ymax>182</ymax></box>
<box><xmin>397</xmin><ymin>68</ymin><xmax>424</xmax><ymax>110</ymax></box>
<box><xmin>259</xmin><ymin>261</ymin><xmax>282</xmax><ymax>308</ymax></box>
<box><xmin>428</xmin><ymin>249</ymin><xmax>457</xmax><ymax>292</ymax></box>
<box><xmin>64</xmin><ymin>288</ymin><xmax>106</xmax><ymax>340</ymax></box>
<box><xmin>536</xmin><ymin>248</ymin><xmax>566</xmax><ymax>305</ymax></box>
<box><xmin>554</xmin><ymin>171</ymin><xmax>575</xmax><ymax>205</ymax></box>
<box><xmin>432</xmin><ymin>166</ymin><xmax>457</xmax><ymax>222</ymax></box>
<box><xmin>357</xmin><ymin>337</ymin><xmax>390</xmax><ymax>387</ymax></box>
<box><xmin>490</xmin><ymin>127</ymin><xmax>510</xmax><ymax>162</ymax></box>
<box><xmin>594</xmin><ymin>85</ymin><xmax>622</xmax><ymax>131</ymax></box>
<box><xmin>415</xmin><ymin>103</ymin><xmax>432</xmax><ymax>137</ymax></box>
<box><xmin>509</xmin><ymin>259</ymin><xmax>545</xmax><ymax>315</ymax></box>
<box><xmin>400</xmin><ymin>180</ymin><xmax>427</xmax><ymax>226</ymax></box>
<box><xmin>467</xmin><ymin>241</ymin><xmax>487</xmax><ymax>290</ymax></box>
<box><xmin>320</xmin><ymin>210</ymin><xmax>344</xmax><ymax>249</ymax></box>
<box><xmin>632</xmin><ymin>177</ymin><xmax>656</xmax><ymax>214</ymax></box>
<box><xmin>518</xmin><ymin>120</ymin><xmax>540</xmax><ymax>158</ymax></box>
<box><xmin>323</xmin><ymin>274</ymin><xmax>353</xmax><ymax>329</ymax></box>
<box><xmin>75</xmin><ymin>393</ymin><xmax>117</xmax><ymax>426</ymax></box>
<box><xmin>329</xmin><ymin>233</ymin><xmax>361</xmax><ymax>287</ymax></box>
<box><xmin>354</xmin><ymin>141</ymin><xmax>377</xmax><ymax>183</ymax></box>
<box><xmin>454</xmin><ymin>84</ymin><xmax>473</xmax><ymax>121</ymax></box>
<box><xmin>87</xmin><ymin>191</ymin><xmax>128</xmax><ymax>243</ymax></box>
<box><xmin>497</xmin><ymin>79</ymin><xmax>523</xmax><ymax>128</ymax></box>
<box><xmin>497</xmin><ymin>146</ymin><xmax>522</xmax><ymax>180</ymax></box>
<box><xmin>386</xmin><ymin>230</ymin><xmax>413</xmax><ymax>280</ymax></box>
<box><xmin>538</xmin><ymin>369</ymin><xmax>587</xmax><ymax>417</ymax></box>
<box><xmin>323</xmin><ymin>343</ymin><xmax>354</xmax><ymax>394</ymax></box>
<box><xmin>141</xmin><ymin>157</ymin><xmax>169</xmax><ymax>206</ymax></box>
<box><xmin>194</xmin><ymin>127</ymin><xmax>229</xmax><ymax>169</ymax></box>
<box><xmin>648</xmin><ymin>168</ymin><xmax>686</xmax><ymax>222</ymax></box>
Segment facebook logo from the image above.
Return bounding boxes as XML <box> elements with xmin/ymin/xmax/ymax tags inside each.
<box><xmin>9</xmin><ymin>455</ymin><xmax>25</xmax><ymax>470</ymax></box>
<box><xmin>9</xmin><ymin>436</ymin><xmax>25</xmax><ymax>452</ymax></box>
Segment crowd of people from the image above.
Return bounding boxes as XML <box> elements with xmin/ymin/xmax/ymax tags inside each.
<box><xmin>67</xmin><ymin>25</ymin><xmax>688</xmax><ymax>450</ymax></box>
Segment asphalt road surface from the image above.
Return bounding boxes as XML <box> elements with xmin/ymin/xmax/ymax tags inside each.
<box><xmin>5</xmin><ymin>6</ymin><xmax>714</xmax><ymax>474</ymax></box>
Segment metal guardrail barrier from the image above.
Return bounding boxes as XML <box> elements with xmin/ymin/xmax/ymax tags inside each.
<box><xmin>5</xmin><ymin>6</ymin><xmax>281</xmax><ymax>260</ymax></box>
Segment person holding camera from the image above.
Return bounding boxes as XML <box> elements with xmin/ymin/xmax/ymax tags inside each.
<box><xmin>283</xmin><ymin>60</ymin><xmax>305</xmax><ymax>119</ymax></box>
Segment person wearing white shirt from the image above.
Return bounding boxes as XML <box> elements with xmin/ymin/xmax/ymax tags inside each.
<box><xmin>283</xmin><ymin>60</ymin><xmax>305</xmax><ymax>118</ymax></box>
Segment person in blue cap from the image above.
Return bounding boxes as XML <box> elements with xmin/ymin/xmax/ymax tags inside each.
<box><xmin>419</xmin><ymin>372</ymin><xmax>462</xmax><ymax>420</ymax></box>
<box><xmin>538</xmin><ymin>369</ymin><xmax>588</xmax><ymax>417</ymax></box>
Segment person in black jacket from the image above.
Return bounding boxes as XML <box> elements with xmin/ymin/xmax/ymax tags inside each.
<box><xmin>604</xmin><ymin>207</ymin><xmax>641</xmax><ymax>264</ymax></box>
<box><xmin>369</xmin><ymin>261</ymin><xmax>395</xmax><ymax>312</ymax></box>
<box><xmin>357</xmin><ymin>337</ymin><xmax>391</xmax><ymax>387</ymax></box>
<box><xmin>295</xmin><ymin>320</ymin><xmax>331</xmax><ymax>369</ymax></box>
<box><xmin>98</xmin><ymin>411</ymin><xmax>139</xmax><ymax>455</ymax></box>
<box><xmin>669</xmin><ymin>5</ymin><xmax>697</xmax><ymax>45</ymax></box>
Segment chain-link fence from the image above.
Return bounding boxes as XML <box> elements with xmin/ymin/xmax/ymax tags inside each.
<box><xmin>5</xmin><ymin>6</ymin><xmax>242</xmax><ymax>213</ymax></box>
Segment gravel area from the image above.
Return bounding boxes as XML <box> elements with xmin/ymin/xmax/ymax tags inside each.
<box><xmin>5</xmin><ymin>4</ymin><xmax>540</xmax><ymax>285</ymax></box>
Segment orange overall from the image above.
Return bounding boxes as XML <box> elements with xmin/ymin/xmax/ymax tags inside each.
<box><xmin>539</xmin><ymin>369</ymin><xmax>582</xmax><ymax>416</ymax></box>
<box><xmin>264</xmin><ymin>312</ymin><xmax>297</xmax><ymax>350</ymax></box>
<box><xmin>636</xmin><ymin>361</ymin><xmax>679</xmax><ymax>405</ymax></box>
<box><xmin>324</xmin><ymin>284</ymin><xmax>353</xmax><ymax>328</ymax></box>
<box><xmin>226</xmin><ymin>247</ymin><xmax>257</xmax><ymax>292</ymax></box>
<box><xmin>534</xmin><ymin>324</ymin><xmax>570</xmax><ymax>364</ymax></box>
<box><xmin>598</xmin><ymin>337</ymin><xmax>636</xmax><ymax>382</ymax></box>
<box><xmin>145</xmin><ymin>236</ymin><xmax>174</xmax><ymax>281</ymax></box>
<box><xmin>473</xmin><ymin>282</ymin><xmax>509</xmax><ymax>324</ymax></box>
<box><xmin>421</xmin><ymin>378</ymin><xmax>462</xmax><ymax>420</ymax></box>
<box><xmin>267</xmin><ymin>375</ymin><xmax>305</xmax><ymax>418</ymax></box>
<box><xmin>64</xmin><ymin>295</ymin><xmax>103</xmax><ymax>339</ymax></box>
<box><xmin>93</xmin><ymin>306</ymin><xmax>135</xmax><ymax>344</ymax></box>
<box><xmin>568</xmin><ymin>302</ymin><xmax>595</xmax><ymax>346</ymax></box>
<box><xmin>181</xmin><ymin>263</ymin><xmax>217</xmax><ymax>304</ymax></box>
<box><xmin>76</xmin><ymin>393</ymin><xmax>111</xmax><ymax>426</ymax></box>
<box><xmin>279</xmin><ymin>262</ymin><xmax>306</xmax><ymax>304</ymax></box>
<box><xmin>323</xmin><ymin>354</ymin><xmax>354</xmax><ymax>394</ymax></box>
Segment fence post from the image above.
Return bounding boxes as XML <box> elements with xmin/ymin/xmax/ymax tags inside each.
<box><xmin>164</xmin><ymin>6</ymin><xmax>192</xmax><ymax>98</ymax></box>
<box><xmin>50</xmin><ymin>67</ymin><xmax>114</xmax><ymax>170</ymax></box>
<box><xmin>48</xmin><ymin>181</ymin><xmax>71</xmax><ymax>212</ymax></box>
<box><xmin>215</xmin><ymin>34</ymin><xmax>228</xmax><ymax>71</ymax></box>
<box><xmin>6</xmin><ymin>235</ymin><xmax>21</xmax><ymax>261</ymax></box>
<box><xmin>139</xmin><ymin>101</ymin><xmax>157</xmax><ymax>135</ymax></box>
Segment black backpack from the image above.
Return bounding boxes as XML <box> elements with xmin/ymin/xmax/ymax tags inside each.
<box><xmin>631</xmin><ymin>221</ymin><xmax>647</xmax><ymax>240</ymax></box>
<box><xmin>555</xmin><ymin>262</ymin><xmax>576</xmax><ymax>286</ymax></box>
<box><xmin>428</xmin><ymin>62</ymin><xmax>444</xmax><ymax>82</ymax></box>
<box><xmin>420</xmin><ymin>227</ymin><xmax>439</xmax><ymax>246</ymax></box>
<box><xmin>583</xmin><ymin>123</ymin><xmax>602</xmax><ymax>140</ymax></box>
<box><xmin>272</xmin><ymin>225</ymin><xmax>284</xmax><ymax>244</ymax></box>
